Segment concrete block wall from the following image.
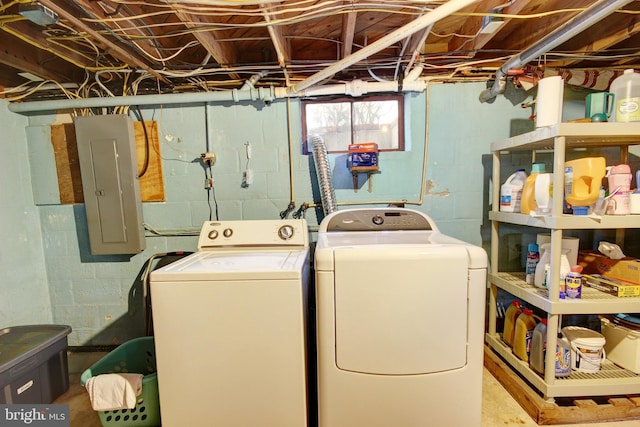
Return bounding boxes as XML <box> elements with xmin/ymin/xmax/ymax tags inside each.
<box><xmin>3</xmin><ymin>81</ymin><xmax>536</xmax><ymax>345</ymax></box>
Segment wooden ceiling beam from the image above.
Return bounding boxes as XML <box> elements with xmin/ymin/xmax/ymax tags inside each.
<box><xmin>262</xmin><ymin>6</ymin><xmax>291</xmax><ymax>85</ymax></box>
<box><xmin>36</xmin><ymin>0</ymin><xmax>166</xmax><ymax>82</ymax></box>
<box><xmin>341</xmin><ymin>11</ymin><xmax>357</xmax><ymax>59</ymax></box>
<box><xmin>171</xmin><ymin>8</ymin><xmax>240</xmax><ymax>81</ymax></box>
<box><xmin>0</xmin><ymin>29</ymin><xmax>75</xmax><ymax>83</ymax></box>
<box><xmin>448</xmin><ymin>0</ymin><xmax>535</xmax><ymax>54</ymax></box>
<box><xmin>0</xmin><ymin>22</ymin><xmax>87</xmax><ymax>77</ymax></box>
<box><xmin>74</xmin><ymin>0</ymin><xmax>166</xmax><ymax>66</ymax></box>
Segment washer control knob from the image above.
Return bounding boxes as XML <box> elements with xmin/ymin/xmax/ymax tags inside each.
<box><xmin>278</xmin><ymin>225</ymin><xmax>295</xmax><ymax>240</ymax></box>
<box><xmin>208</xmin><ymin>230</ymin><xmax>219</xmax><ymax>240</ymax></box>
<box><xmin>372</xmin><ymin>215</ymin><xmax>384</xmax><ymax>225</ymax></box>
<box><xmin>223</xmin><ymin>228</ymin><xmax>233</xmax><ymax>238</ymax></box>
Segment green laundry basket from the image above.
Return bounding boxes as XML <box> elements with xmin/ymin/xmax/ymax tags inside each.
<box><xmin>80</xmin><ymin>336</ymin><xmax>160</xmax><ymax>427</ymax></box>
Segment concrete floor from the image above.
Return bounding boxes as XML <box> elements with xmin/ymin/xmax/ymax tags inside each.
<box><xmin>57</xmin><ymin>351</ymin><xmax>640</xmax><ymax>427</ymax></box>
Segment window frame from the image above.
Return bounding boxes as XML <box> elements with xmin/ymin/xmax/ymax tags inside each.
<box><xmin>301</xmin><ymin>94</ymin><xmax>405</xmax><ymax>154</ymax></box>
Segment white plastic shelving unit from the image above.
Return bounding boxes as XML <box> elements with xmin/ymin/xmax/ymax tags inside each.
<box><xmin>486</xmin><ymin>122</ymin><xmax>640</xmax><ymax>400</ymax></box>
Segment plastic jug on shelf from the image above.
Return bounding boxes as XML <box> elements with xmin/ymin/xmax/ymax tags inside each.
<box><xmin>564</xmin><ymin>157</ymin><xmax>606</xmax><ymax>209</ymax></box>
<box><xmin>521</xmin><ymin>164</ymin><xmax>546</xmax><ymax>215</ymax></box>
<box><xmin>500</xmin><ymin>169</ymin><xmax>527</xmax><ymax>213</ymax></box>
<box><xmin>533</xmin><ymin>243</ymin><xmax>571</xmax><ymax>292</ymax></box>
<box><xmin>534</xmin><ymin>173</ymin><xmax>554</xmax><ymax>214</ymax></box>
<box><xmin>502</xmin><ymin>301</ymin><xmax>523</xmax><ymax>348</ymax></box>
<box><xmin>513</xmin><ymin>309</ymin><xmax>538</xmax><ymax>362</ymax></box>
<box><xmin>606</xmin><ymin>164</ymin><xmax>632</xmax><ymax>215</ymax></box>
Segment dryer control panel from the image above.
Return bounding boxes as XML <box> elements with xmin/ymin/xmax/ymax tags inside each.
<box><xmin>321</xmin><ymin>208</ymin><xmax>436</xmax><ymax>232</ymax></box>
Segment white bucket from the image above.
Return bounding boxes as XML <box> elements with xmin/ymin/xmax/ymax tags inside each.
<box><xmin>562</xmin><ymin>326</ymin><xmax>606</xmax><ymax>373</ymax></box>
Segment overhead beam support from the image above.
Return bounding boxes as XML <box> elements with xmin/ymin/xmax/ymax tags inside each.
<box><xmin>37</xmin><ymin>0</ymin><xmax>165</xmax><ymax>82</ymax></box>
<box><xmin>171</xmin><ymin>8</ymin><xmax>240</xmax><ymax>80</ymax></box>
<box><xmin>289</xmin><ymin>0</ymin><xmax>480</xmax><ymax>94</ymax></box>
<box><xmin>341</xmin><ymin>10</ymin><xmax>357</xmax><ymax>59</ymax></box>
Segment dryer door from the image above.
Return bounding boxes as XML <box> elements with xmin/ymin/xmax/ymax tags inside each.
<box><xmin>333</xmin><ymin>244</ymin><xmax>469</xmax><ymax>375</ymax></box>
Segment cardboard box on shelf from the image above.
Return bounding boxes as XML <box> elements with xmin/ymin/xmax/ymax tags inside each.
<box><xmin>583</xmin><ymin>274</ymin><xmax>640</xmax><ymax>297</ymax></box>
<box><xmin>578</xmin><ymin>251</ymin><xmax>640</xmax><ymax>285</ymax></box>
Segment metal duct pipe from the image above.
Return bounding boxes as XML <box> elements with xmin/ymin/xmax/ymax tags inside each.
<box><xmin>479</xmin><ymin>0</ymin><xmax>634</xmax><ymax>103</ymax></box>
<box><xmin>310</xmin><ymin>134</ymin><xmax>338</xmax><ymax>216</ymax></box>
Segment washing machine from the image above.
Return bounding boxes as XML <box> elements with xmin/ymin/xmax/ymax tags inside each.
<box><xmin>150</xmin><ymin>219</ymin><xmax>310</xmax><ymax>427</ymax></box>
<box><xmin>314</xmin><ymin>208</ymin><xmax>487</xmax><ymax>427</ymax></box>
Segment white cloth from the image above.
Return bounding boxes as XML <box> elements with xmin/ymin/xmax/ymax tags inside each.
<box><xmin>85</xmin><ymin>373</ymin><xmax>143</xmax><ymax>411</ymax></box>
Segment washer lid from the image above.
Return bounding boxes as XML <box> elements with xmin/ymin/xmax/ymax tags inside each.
<box><xmin>151</xmin><ymin>250</ymin><xmax>308</xmax><ymax>281</ymax></box>
<box><xmin>333</xmin><ymin>245</ymin><xmax>469</xmax><ymax>375</ymax></box>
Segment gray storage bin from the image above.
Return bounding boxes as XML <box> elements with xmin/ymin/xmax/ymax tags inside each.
<box><xmin>0</xmin><ymin>324</ymin><xmax>72</xmax><ymax>404</ymax></box>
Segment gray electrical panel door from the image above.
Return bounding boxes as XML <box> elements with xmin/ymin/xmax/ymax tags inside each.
<box><xmin>75</xmin><ymin>115</ymin><xmax>145</xmax><ymax>255</ymax></box>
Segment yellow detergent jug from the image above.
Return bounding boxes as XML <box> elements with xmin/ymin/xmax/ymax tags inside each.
<box><xmin>521</xmin><ymin>163</ymin><xmax>546</xmax><ymax>214</ymax></box>
<box><xmin>513</xmin><ymin>308</ymin><xmax>538</xmax><ymax>362</ymax></box>
<box><xmin>502</xmin><ymin>301</ymin><xmax>522</xmax><ymax>347</ymax></box>
<box><xmin>564</xmin><ymin>157</ymin><xmax>606</xmax><ymax>207</ymax></box>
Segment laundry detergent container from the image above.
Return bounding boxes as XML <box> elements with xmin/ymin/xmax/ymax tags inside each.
<box><xmin>0</xmin><ymin>324</ymin><xmax>71</xmax><ymax>404</ymax></box>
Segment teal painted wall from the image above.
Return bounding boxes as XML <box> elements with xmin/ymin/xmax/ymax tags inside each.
<box><xmin>2</xmin><ymin>81</ymin><xmax>535</xmax><ymax>345</ymax></box>
<box><xmin>0</xmin><ymin>100</ymin><xmax>52</xmax><ymax>327</ymax></box>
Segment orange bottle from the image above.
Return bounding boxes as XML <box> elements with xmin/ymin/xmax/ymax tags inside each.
<box><xmin>502</xmin><ymin>301</ymin><xmax>522</xmax><ymax>347</ymax></box>
<box><xmin>513</xmin><ymin>309</ymin><xmax>538</xmax><ymax>362</ymax></box>
<box><xmin>521</xmin><ymin>163</ymin><xmax>546</xmax><ymax>214</ymax></box>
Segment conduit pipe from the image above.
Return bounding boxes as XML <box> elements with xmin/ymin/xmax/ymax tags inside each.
<box><xmin>8</xmin><ymin>78</ymin><xmax>426</xmax><ymax>114</ymax></box>
<box><xmin>479</xmin><ymin>0</ymin><xmax>634</xmax><ymax>103</ymax></box>
<box><xmin>289</xmin><ymin>0</ymin><xmax>478</xmax><ymax>95</ymax></box>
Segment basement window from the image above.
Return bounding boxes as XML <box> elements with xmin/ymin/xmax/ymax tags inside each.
<box><xmin>302</xmin><ymin>94</ymin><xmax>404</xmax><ymax>153</ymax></box>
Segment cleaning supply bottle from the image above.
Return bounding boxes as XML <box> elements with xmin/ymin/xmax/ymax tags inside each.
<box><xmin>525</xmin><ymin>243</ymin><xmax>540</xmax><ymax>285</ymax></box>
<box><xmin>534</xmin><ymin>173</ymin><xmax>554</xmax><ymax>214</ymax></box>
<box><xmin>544</xmin><ymin>248</ymin><xmax>571</xmax><ymax>294</ymax></box>
<box><xmin>564</xmin><ymin>157</ymin><xmax>606</xmax><ymax>209</ymax></box>
<box><xmin>607</xmin><ymin>164</ymin><xmax>632</xmax><ymax>215</ymax></box>
<box><xmin>500</xmin><ymin>169</ymin><xmax>527</xmax><ymax>213</ymax></box>
<box><xmin>513</xmin><ymin>308</ymin><xmax>537</xmax><ymax>362</ymax></box>
<box><xmin>556</xmin><ymin>332</ymin><xmax>572</xmax><ymax>377</ymax></box>
<box><xmin>530</xmin><ymin>318</ymin><xmax>547</xmax><ymax>375</ymax></box>
<box><xmin>534</xmin><ymin>243</ymin><xmax>551</xmax><ymax>288</ymax></box>
<box><xmin>521</xmin><ymin>163</ymin><xmax>546</xmax><ymax>214</ymax></box>
<box><xmin>610</xmin><ymin>69</ymin><xmax>640</xmax><ymax>122</ymax></box>
<box><xmin>503</xmin><ymin>301</ymin><xmax>523</xmax><ymax>347</ymax></box>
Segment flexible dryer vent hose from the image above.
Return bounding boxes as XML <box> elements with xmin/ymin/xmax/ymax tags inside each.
<box><xmin>310</xmin><ymin>134</ymin><xmax>338</xmax><ymax>215</ymax></box>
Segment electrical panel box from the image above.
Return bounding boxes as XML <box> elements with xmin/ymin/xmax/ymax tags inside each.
<box><xmin>74</xmin><ymin>115</ymin><xmax>145</xmax><ymax>255</ymax></box>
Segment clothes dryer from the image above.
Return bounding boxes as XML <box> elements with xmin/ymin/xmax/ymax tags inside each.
<box><xmin>150</xmin><ymin>219</ymin><xmax>310</xmax><ymax>427</ymax></box>
<box><xmin>314</xmin><ymin>208</ymin><xmax>487</xmax><ymax>427</ymax></box>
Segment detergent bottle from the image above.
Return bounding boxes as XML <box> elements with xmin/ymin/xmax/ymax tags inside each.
<box><xmin>529</xmin><ymin>318</ymin><xmax>548</xmax><ymax>375</ymax></box>
<box><xmin>607</xmin><ymin>164</ymin><xmax>632</xmax><ymax>215</ymax></box>
<box><xmin>555</xmin><ymin>332</ymin><xmax>572</xmax><ymax>377</ymax></box>
<box><xmin>545</xmin><ymin>248</ymin><xmax>571</xmax><ymax>294</ymax></box>
<box><xmin>502</xmin><ymin>301</ymin><xmax>523</xmax><ymax>347</ymax></box>
<box><xmin>534</xmin><ymin>173</ymin><xmax>554</xmax><ymax>214</ymax></box>
<box><xmin>521</xmin><ymin>163</ymin><xmax>546</xmax><ymax>214</ymax></box>
<box><xmin>513</xmin><ymin>309</ymin><xmax>538</xmax><ymax>362</ymax></box>
<box><xmin>564</xmin><ymin>157</ymin><xmax>606</xmax><ymax>209</ymax></box>
<box><xmin>534</xmin><ymin>243</ymin><xmax>551</xmax><ymax>288</ymax></box>
<box><xmin>525</xmin><ymin>243</ymin><xmax>540</xmax><ymax>285</ymax></box>
<box><xmin>610</xmin><ymin>69</ymin><xmax>640</xmax><ymax>122</ymax></box>
<box><xmin>500</xmin><ymin>169</ymin><xmax>527</xmax><ymax>212</ymax></box>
